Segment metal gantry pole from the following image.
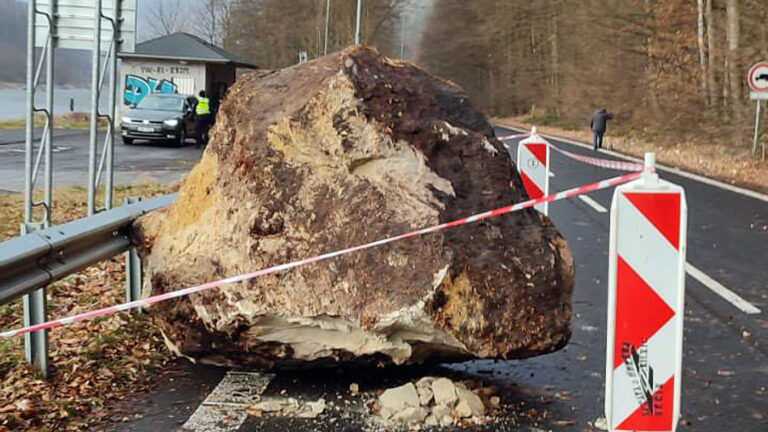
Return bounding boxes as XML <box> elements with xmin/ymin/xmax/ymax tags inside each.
<box><xmin>45</xmin><ymin>0</ymin><xmax>54</xmax><ymax>220</ymax></box>
<box><xmin>88</xmin><ymin>0</ymin><xmax>103</xmax><ymax>215</ymax></box>
<box><xmin>22</xmin><ymin>0</ymin><xmax>52</xmax><ymax>378</ymax></box>
<box><xmin>104</xmin><ymin>0</ymin><xmax>119</xmax><ymax>210</ymax></box>
<box><xmin>24</xmin><ymin>0</ymin><xmax>35</xmax><ymax>226</ymax></box>
<box><xmin>355</xmin><ymin>0</ymin><xmax>362</xmax><ymax>45</ymax></box>
<box><xmin>324</xmin><ymin>0</ymin><xmax>331</xmax><ymax>55</ymax></box>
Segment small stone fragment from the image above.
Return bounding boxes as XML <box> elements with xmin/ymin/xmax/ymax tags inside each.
<box><xmin>432</xmin><ymin>403</ymin><xmax>454</xmax><ymax>426</ymax></box>
<box><xmin>489</xmin><ymin>396</ymin><xmax>501</xmax><ymax>407</ymax></box>
<box><xmin>349</xmin><ymin>382</ymin><xmax>359</xmax><ymax>396</ymax></box>
<box><xmin>416</xmin><ymin>377</ymin><xmax>435</xmax><ymax>388</ymax></box>
<box><xmin>455</xmin><ymin>400</ymin><xmax>472</xmax><ymax>418</ymax></box>
<box><xmin>249</xmin><ymin>399</ymin><xmax>288</xmax><ymax>413</ymax></box>
<box><xmin>424</xmin><ymin>415</ymin><xmax>439</xmax><ymax>427</ymax></box>
<box><xmin>379</xmin><ymin>383</ymin><xmax>420</xmax><ymax>418</ymax></box>
<box><xmin>297</xmin><ymin>398</ymin><xmax>326</xmax><ymax>419</ymax></box>
<box><xmin>456</xmin><ymin>388</ymin><xmax>485</xmax><ymax>417</ymax></box>
<box><xmin>431</xmin><ymin>378</ymin><xmax>458</xmax><ymax>406</ymax></box>
<box><xmin>417</xmin><ymin>385</ymin><xmax>433</xmax><ymax>406</ymax></box>
<box><xmin>439</xmin><ymin>414</ymin><xmax>455</xmax><ymax>427</ymax></box>
<box><xmin>392</xmin><ymin>407</ymin><xmax>429</xmax><ymax>424</ymax></box>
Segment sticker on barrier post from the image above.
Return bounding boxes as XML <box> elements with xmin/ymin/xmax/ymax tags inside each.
<box><xmin>605</xmin><ymin>153</ymin><xmax>687</xmax><ymax>432</ymax></box>
<box><xmin>516</xmin><ymin>127</ymin><xmax>550</xmax><ymax>215</ymax></box>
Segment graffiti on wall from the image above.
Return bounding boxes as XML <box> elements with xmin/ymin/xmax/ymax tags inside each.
<box><xmin>124</xmin><ymin>75</ymin><xmax>178</xmax><ymax>106</ymax></box>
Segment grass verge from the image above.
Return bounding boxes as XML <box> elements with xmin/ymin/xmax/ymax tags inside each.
<box><xmin>0</xmin><ymin>113</ymin><xmax>109</xmax><ymax>132</ymax></box>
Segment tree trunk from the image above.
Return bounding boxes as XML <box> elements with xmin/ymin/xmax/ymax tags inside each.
<box><xmin>644</xmin><ymin>0</ymin><xmax>660</xmax><ymax>117</ymax></box>
<box><xmin>706</xmin><ymin>0</ymin><xmax>717</xmax><ymax>106</ymax></box>
<box><xmin>697</xmin><ymin>0</ymin><xmax>708</xmax><ymax>103</ymax></box>
<box><xmin>726</xmin><ymin>0</ymin><xmax>740</xmax><ymax>108</ymax></box>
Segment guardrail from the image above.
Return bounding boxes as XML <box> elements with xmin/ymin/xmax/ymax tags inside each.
<box><xmin>0</xmin><ymin>194</ymin><xmax>176</xmax><ymax>304</ymax></box>
<box><xmin>0</xmin><ymin>193</ymin><xmax>176</xmax><ymax>377</ymax></box>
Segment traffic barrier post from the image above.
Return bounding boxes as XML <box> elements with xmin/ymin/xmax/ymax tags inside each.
<box><xmin>516</xmin><ymin>127</ymin><xmax>550</xmax><ymax>215</ymax></box>
<box><xmin>605</xmin><ymin>153</ymin><xmax>687</xmax><ymax>432</ymax></box>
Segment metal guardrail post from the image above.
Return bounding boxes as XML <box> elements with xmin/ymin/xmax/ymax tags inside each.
<box><xmin>124</xmin><ymin>197</ymin><xmax>143</xmax><ymax>312</ymax></box>
<box><xmin>21</xmin><ymin>222</ymin><xmax>49</xmax><ymax>378</ymax></box>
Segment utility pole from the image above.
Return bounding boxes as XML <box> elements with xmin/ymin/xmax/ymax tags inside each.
<box><xmin>355</xmin><ymin>0</ymin><xmax>362</xmax><ymax>45</ymax></box>
<box><xmin>324</xmin><ymin>0</ymin><xmax>331</xmax><ymax>55</ymax></box>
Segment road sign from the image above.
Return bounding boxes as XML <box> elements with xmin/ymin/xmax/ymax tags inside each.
<box><xmin>605</xmin><ymin>156</ymin><xmax>687</xmax><ymax>432</ymax></box>
<box><xmin>747</xmin><ymin>61</ymin><xmax>768</xmax><ymax>92</ymax></box>
<box><xmin>35</xmin><ymin>0</ymin><xmax>137</xmax><ymax>52</ymax></box>
<box><xmin>517</xmin><ymin>131</ymin><xmax>550</xmax><ymax>215</ymax></box>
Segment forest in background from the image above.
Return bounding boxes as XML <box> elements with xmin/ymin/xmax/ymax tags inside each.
<box><xmin>157</xmin><ymin>0</ymin><xmax>768</xmax><ymax>154</ymax></box>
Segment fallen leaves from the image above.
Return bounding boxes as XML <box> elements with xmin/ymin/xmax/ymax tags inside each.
<box><xmin>0</xmin><ymin>184</ymin><xmax>175</xmax><ymax>431</ymax></box>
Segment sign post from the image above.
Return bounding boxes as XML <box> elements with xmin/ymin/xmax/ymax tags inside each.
<box><xmin>516</xmin><ymin>127</ymin><xmax>550</xmax><ymax>215</ymax></box>
<box><xmin>605</xmin><ymin>153</ymin><xmax>687</xmax><ymax>432</ymax></box>
<box><xmin>748</xmin><ymin>61</ymin><xmax>768</xmax><ymax>160</ymax></box>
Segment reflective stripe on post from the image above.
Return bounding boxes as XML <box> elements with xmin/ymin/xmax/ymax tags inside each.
<box><xmin>605</xmin><ymin>153</ymin><xmax>687</xmax><ymax>432</ymax></box>
<box><xmin>517</xmin><ymin>128</ymin><xmax>550</xmax><ymax>215</ymax></box>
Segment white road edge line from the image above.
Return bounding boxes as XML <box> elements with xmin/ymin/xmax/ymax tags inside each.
<box><xmin>685</xmin><ymin>263</ymin><xmax>762</xmax><ymax>315</ymax></box>
<box><xmin>578</xmin><ymin>195</ymin><xmax>608</xmax><ymax>213</ymax></box>
<box><xmin>496</xmin><ymin>124</ymin><xmax>768</xmax><ymax>203</ymax></box>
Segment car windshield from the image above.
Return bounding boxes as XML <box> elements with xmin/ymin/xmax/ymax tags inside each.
<box><xmin>137</xmin><ymin>95</ymin><xmax>184</xmax><ymax>111</ymax></box>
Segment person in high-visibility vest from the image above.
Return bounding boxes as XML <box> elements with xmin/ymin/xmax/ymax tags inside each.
<box><xmin>195</xmin><ymin>90</ymin><xmax>212</xmax><ymax>148</ymax></box>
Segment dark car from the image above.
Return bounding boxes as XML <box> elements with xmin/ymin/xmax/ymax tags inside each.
<box><xmin>120</xmin><ymin>94</ymin><xmax>198</xmax><ymax>146</ymax></box>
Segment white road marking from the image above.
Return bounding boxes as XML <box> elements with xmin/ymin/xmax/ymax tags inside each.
<box><xmin>549</xmin><ymin>171</ymin><xmax>555</xmax><ymax>177</ymax></box>
<box><xmin>685</xmin><ymin>263</ymin><xmax>762</xmax><ymax>315</ymax></box>
<box><xmin>181</xmin><ymin>371</ymin><xmax>274</xmax><ymax>432</ymax></box>
<box><xmin>578</xmin><ymin>195</ymin><xmax>608</xmax><ymax>213</ymax></box>
<box><xmin>497</xmin><ymin>124</ymin><xmax>768</xmax><ymax>203</ymax></box>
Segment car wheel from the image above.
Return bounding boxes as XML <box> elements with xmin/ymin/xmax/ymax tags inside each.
<box><xmin>122</xmin><ymin>137</ymin><xmax>133</xmax><ymax>145</ymax></box>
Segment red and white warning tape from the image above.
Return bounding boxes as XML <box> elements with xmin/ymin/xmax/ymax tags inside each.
<box><xmin>498</xmin><ymin>130</ymin><xmax>645</xmax><ymax>172</ymax></box>
<box><xmin>548</xmin><ymin>145</ymin><xmax>645</xmax><ymax>172</ymax></box>
<box><xmin>0</xmin><ymin>171</ymin><xmax>644</xmax><ymax>339</ymax></box>
<box><xmin>496</xmin><ymin>132</ymin><xmax>532</xmax><ymax>141</ymax></box>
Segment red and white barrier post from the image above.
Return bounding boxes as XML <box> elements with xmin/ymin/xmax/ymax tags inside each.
<box><xmin>517</xmin><ymin>127</ymin><xmax>550</xmax><ymax>215</ymax></box>
<box><xmin>605</xmin><ymin>153</ymin><xmax>687</xmax><ymax>432</ymax></box>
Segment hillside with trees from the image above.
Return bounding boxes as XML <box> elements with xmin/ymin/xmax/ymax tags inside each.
<box><xmin>219</xmin><ymin>0</ymin><xmax>768</xmax><ymax>160</ymax></box>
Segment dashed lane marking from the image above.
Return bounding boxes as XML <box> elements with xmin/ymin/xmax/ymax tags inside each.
<box><xmin>180</xmin><ymin>371</ymin><xmax>274</xmax><ymax>432</ymax></box>
<box><xmin>578</xmin><ymin>195</ymin><xmax>608</xmax><ymax>213</ymax></box>
<box><xmin>686</xmin><ymin>263</ymin><xmax>762</xmax><ymax>315</ymax></box>
<box><xmin>496</xmin><ymin>124</ymin><xmax>768</xmax><ymax>203</ymax></box>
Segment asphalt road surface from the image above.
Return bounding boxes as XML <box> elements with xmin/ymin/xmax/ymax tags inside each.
<box><xmin>107</xmin><ymin>126</ymin><xmax>766</xmax><ymax>432</ymax></box>
<box><xmin>0</xmin><ymin>130</ymin><xmax>203</xmax><ymax>193</ymax></box>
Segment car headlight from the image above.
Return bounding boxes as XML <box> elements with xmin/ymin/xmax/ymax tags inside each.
<box><xmin>163</xmin><ymin>119</ymin><xmax>179</xmax><ymax>127</ymax></box>
<box><xmin>121</xmin><ymin>116</ymin><xmax>132</xmax><ymax>123</ymax></box>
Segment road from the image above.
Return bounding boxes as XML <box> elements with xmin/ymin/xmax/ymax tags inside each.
<box><xmin>0</xmin><ymin>131</ymin><xmax>203</xmax><ymax>193</ymax></box>
<box><xmin>107</xmin><ymin>126</ymin><xmax>766</xmax><ymax>432</ymax></box>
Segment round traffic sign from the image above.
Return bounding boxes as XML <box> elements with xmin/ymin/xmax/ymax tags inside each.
<box><xmin>748</xmin><ymin>62</ymin><xmax>768</xmax><ymax>92</ymax></box>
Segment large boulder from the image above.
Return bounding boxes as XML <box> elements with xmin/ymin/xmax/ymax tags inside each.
<box><xmin>133</xmin><ymin>47</ymin><xmax>573</xmax><ymax>368</ymax></box>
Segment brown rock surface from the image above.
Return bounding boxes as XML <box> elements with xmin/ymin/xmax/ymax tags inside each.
<box><xmin>133</xmin><ymin>46</ymin><xmax>573</xmax><ymax>368</ymax></box>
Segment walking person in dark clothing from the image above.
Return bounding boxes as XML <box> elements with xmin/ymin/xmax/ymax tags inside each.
<box><xmin>590</xmin><ymin>107</ymin><xmax>614</xmax><ymax>151</ymax></box>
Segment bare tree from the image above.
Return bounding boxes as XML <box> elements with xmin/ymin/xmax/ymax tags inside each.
<box><xmin>726</xmin><ymin>0</ymin><xmax>740</xmax><ymax>108</ymax></box>
<box><xmin>195</xmin><ymin>0</ymin><xmax>233</xmax><ymax>46</ymax></box>
<box><xmin>148</xmin><ymin>0</ymin><xmax>188</xmax><ymax>36</ymax></box>
<box><xmin>697</xmin><ymin>0</ymin><xmax>708</xmax><ymax>101</ymax></box>
<box><xmin>706</xmin><ymin>0</ymin><xmax>717</xmax><ymax>106</ymax></box>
